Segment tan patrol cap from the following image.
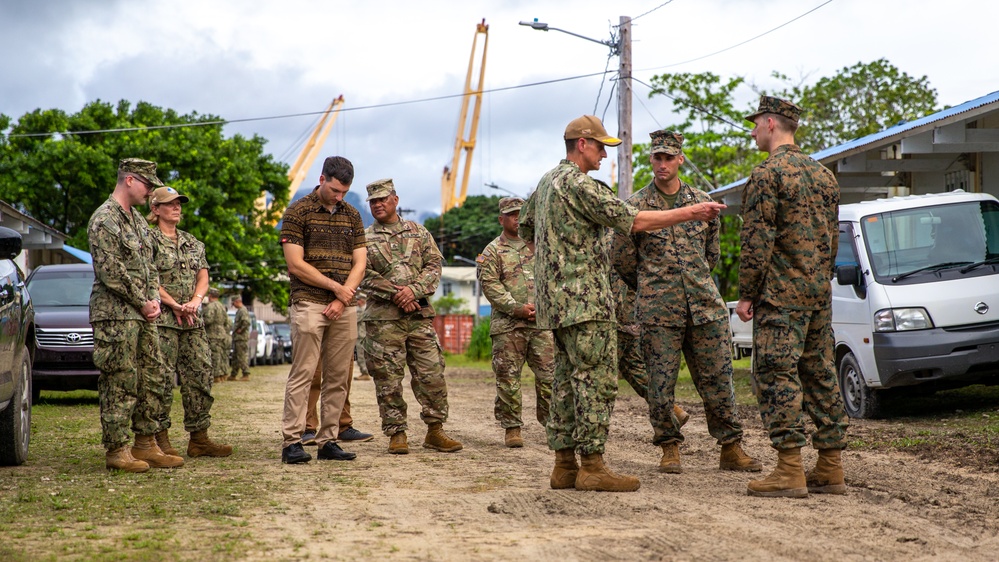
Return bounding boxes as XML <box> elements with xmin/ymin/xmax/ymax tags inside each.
<box><xmin>563</xmin><ymin>115</ymin><xmax>622</xmax><ymax>146</ymax></box>
<box><xmin>366</xmin><ymin>178</ymin><xmax>396</xmax><ymax>201</ymax></box>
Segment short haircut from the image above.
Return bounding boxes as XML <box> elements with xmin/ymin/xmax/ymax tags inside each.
<box><xmin>771</xmin><ymin>113</ymin><xmax>800</xmax><ymax>135</ymax></box>
<box><xmin>565</xmin><ymin>138</ymin><xmax>579</xmax><ymax>153</ymax></box>
<box><xmin>321</xmin><ymin>156</ymin><xmax>354</xmax><ymax>186</ymax></box>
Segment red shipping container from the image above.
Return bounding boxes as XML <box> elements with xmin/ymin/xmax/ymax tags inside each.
<box><xmin>432</xmin><ymin>314</ymin><xmax>475</xmax><ymax>354</ymax></box>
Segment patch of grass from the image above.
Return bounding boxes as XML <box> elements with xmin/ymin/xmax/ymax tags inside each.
<box><xmin>442</xmin><ymin>352</ymin><xmax>492</xmax><ymax>372</ymax></box>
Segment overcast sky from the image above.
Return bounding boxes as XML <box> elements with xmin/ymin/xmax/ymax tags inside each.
<box><xmin>3</xmin><ymin>0</ymin><xmax>997</xmax><ymax>220</ymax></box>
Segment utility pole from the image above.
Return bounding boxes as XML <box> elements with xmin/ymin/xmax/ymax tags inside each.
<box><xmin>616</xmin><ymin>16</ymin><xmax>633</xmax><ymax>200</ymax></box>
<box><xmin>520</xmin><ymin>16</ymin><xmax>633</xmax><ymax>200</ymax></box>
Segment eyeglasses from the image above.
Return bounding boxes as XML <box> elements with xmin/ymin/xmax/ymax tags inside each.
<box><xmin>129</xmin><ymin>175</ymin><xmax>154</xmax><ymax>191</ymax></box>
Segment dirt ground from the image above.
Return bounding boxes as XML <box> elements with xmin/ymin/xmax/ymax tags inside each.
<box><xmin>223</xmin><ymin>364</ymin><xmax>999</xmax><ymax>561</ymax></box>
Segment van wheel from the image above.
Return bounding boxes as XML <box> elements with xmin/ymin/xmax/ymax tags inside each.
<box><xmin>0</xmin><ymin>348</ymin><xmax>32</xmax><ymax>465</ymax></box>
<box><xmin>839</xmin><ymin>352</ymin><xmax>881</xmax><ymax>419</ymax></box>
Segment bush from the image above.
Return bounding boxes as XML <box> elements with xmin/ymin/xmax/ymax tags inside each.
<box><xmin>432</xmin><ymin>293</ymin><xmax>470</xmax><ymax>315</ymax></box>
<box><xmin>465</xmin><ymin>317</ymin><xmax>492</xmax><ymax>360</ymax></box>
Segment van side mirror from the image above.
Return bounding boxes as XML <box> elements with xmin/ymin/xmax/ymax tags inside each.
<box><xmin>836</xmin><ymin>264</ymin><xmax>861</xmax><ymax>286</ymax></box>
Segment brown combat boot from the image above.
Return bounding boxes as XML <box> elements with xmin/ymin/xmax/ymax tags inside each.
<box><xmin>719</xmin><ymin>441</ymin><xmax>763</xmax><ymax>472</ymax></box>
<box><xmin>388</xmin><ymin>431</ymin><xmax>409</xmax><ymax>455</ymax></box>
<box><xmin>806</xmin><ymin>448</ymin><xmax>847</xmax><ymax>494</ymax></box>
<box><xmin>131</xmin><ymin>434</ymin><xmax>184</xmax><ymax>468</ymax></box>
<box><xmin>673</xmin><ymin>404</ymin><xmax>690</xmax><ymax>428</ymax></box>
<box><xmin>188</xmin><ymin>429</ymin><xmax>233</xmax><ymax>458</ymax></box>
<box><xmin>424</xmin><ymin>422</ymin><xmax>463</xmax><ymax>452</ymax></box>
<box><xmin>504</xmin><ymin>427</ymin><xmax>524</xmax><ymax>448</ymax></box>
<box><xmin>659</xmin><ymin>442</ymin><xmax>682</xmax><ymax>474</ymax></box>
<box><xmin>105</xmin><ymin>445</ymin><xmax>150</xmax><ymax>473</ymax></box>
<box><xmin>550</xmin><ymin>448</ymin><xmax>578</xmax><ymax>490</ymax></box>
<box><xmin>747</xmin><ymin>448</ymin><xmax>807</xmax><ymax>498</ymax></box>
<box><xmin>154</xmin><ymin>430</ymin><xmax>179</xmax><ymax>456</ymax></box>
<box><xmin>576</xmin><ymin>453</ymin><xmax>640</xmax><ymax>492</ymax></box>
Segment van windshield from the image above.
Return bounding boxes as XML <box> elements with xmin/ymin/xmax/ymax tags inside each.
<box><xmin>861</xmin><ymin>200</ymin><xmax>999</xmax><ymax>281</ymax></box>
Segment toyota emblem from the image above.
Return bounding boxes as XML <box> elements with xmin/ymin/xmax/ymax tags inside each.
<box><xmin>974</xmin><ymin>302</ymin><xmax>989</xmax><ymax>315</ymax></box>
<box><xmin>67</xmin><ymin>332</ymin><xmax>82</xmax><ymax>343</ymax></box>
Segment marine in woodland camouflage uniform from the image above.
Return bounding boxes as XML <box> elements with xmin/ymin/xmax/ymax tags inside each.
<box><xmin>613</xmin><ymin>130</ymin><xmax>759</xmax><ymax>474</ymax></box>
<box><xmin>202</xmin><ymin>288</ymin><xmax>232</xmax><ymax>383</ymax></box>
<box><xmin>147</xmin><ymin>186</ymin><xmax>229</xmax><ymax>458</ymax></box>
<box><xmin>522</xmin><ymin>115</ymin><xmax>725</xmax><ymax>492</ymax></box>
<box><xmin>360</xmin><ymin>179</ymin><xmax>462</xmax><ymax>453</ymax></box>
<box><xmin>229</xmin><ymin>296</ymin><xmax>251</xmax><ymax>379</ymax></box>
<box><xmin>476</xmin><ymin>196</ymin><xmax>554</xmax><ymax>446</ymax></box>
<box><xmin>738</xmin><ymin>96</ymin><xmax>849</xmax><ymax>497</ymax></box>
<box><xmin>611</xmin><ymin>264</ymin><xmax>648</xmax><ymax>400</ymax></box>
<box><xmin>89</xmin><ymin>158</ymin><xmax>169</xmax><ymax>471</ymax></box>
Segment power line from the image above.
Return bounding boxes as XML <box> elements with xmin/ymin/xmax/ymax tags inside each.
<box><xmin>8</xmin><ymin>71</ymin><xmax>614</xmax><ymax>139</ymax></box>
<box><xmin>632</xmin><ymin>76</ymin><xmax>750</xmax><ymax>132</ymax></box>
<box><xmin>626</xmin><ymin>0</ymin><xmax>678</xmax><ymax>24</ymax></box>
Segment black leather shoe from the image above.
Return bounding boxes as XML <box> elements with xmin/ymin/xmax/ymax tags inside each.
<box><xmin>338</xmin><ymin>427</ymin><xmax>375</xmax><ymax>442</ymax></box>
<box><xmin>282</xmin><ymin>442</ymin><xmax>312</xmax><ymax>464</ymax></box>
<box><xmin>318</xmin><ymin>441</ymin><xmax>357</xmax><ymax>461</ymax></box>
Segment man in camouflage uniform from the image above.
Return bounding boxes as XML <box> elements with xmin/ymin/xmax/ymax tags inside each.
<box><xmin>475</xmin><ymin>196</ymin><xmax>554</xmax><ymax>448</ymax></box>
<box><xmin>737</xmin><ymin>96</ymin><xmax>849</xmax><ymax>498</ymax></box>
<box><xmin>228</xmin><ymin>295</ymin><xmax>251</xmax><ymax>380</ymax></box>
<box><xmin>147</xmin><ymin>186</ymin><xmax>232</xmax><ymax>459</ymax></box>
<box><xmin>518</xmin><ymin>115</ymin><xmax>725</xmax><ymax>492</ymax></box>
<box><xmin>203</xmin><ymin>288</ymin><xmax>232</xmax><ymax>384</ymax></box>
<box><xmin>613</xmin><ymin>130</ymin><xmax>761</xmax><ymax>475</ymax></box>
<box><xmin>361</xmin><ymin>179</ymin><xmax>462</xmax><ymax>455</ymax></box>
<box><xmin>88</xmin><ymin>158</ymin><xmax>181</xmax><ymax>472</ymax></box>
<box><xmin>354</xmin><ymin>293</ymin><xmax>371</xmax><ymax>381</ymax></box>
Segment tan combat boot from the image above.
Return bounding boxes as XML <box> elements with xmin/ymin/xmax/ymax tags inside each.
<box><xmin>154</xmin><ymin>430</ymin><xmax>179</xmax><ymax>456</ymax></box>
<box><xmin>105</xmin><ymin>445</ymin><xmax>150</xmax><ymax>473</ymax></box>
<box><xmin>576</xmin><ymin>453</ymin><xmax>640</xmax><ymax>492</ymax></box>
<box><xmin>673</xmin><ymin>404</ymin><xmax>690</xmax><ymax>428</ymax></box>
<box><xmin>550</xmin><ymin>448</ymin><xmax>579</xmax><ymax>490</ymax></box>
<box><xmin>659</xmin><ymin>442</ymin><xmax>682</xmax><ymax>474</ymax></box>
<box><xmin>747</xmin><ymin>448</ymin><xmax>807</xmax><ymax>498</ymax></box>
<box><xmin>131</xmin><ymin>434</ymin><xmax>184</xmax><ymax>468</ymax></box>
<box><xmin>504</xmin><ymin>427</ymin><xmax>524</xmax><ymax>448</ymax></box>
<box><xmin>188</xmin><ymin>429</ymin><xmax>233</xmax><ymax>458</ymax></box>
<box><xmin>388</xmin><ymin>431</ymin><xmax>409</xmax><ymax>455</ymax></box>
<box><xmin>806</xmin><ymin>448</ymin><xmax>847</xmax><ymax>494</ymax></box>
<box><xmin>423</xmin><ymin>422</ymin><xmax>463</xmax><ymax>452</ymax></box>
<box><xmin>719</xmin><ymin>441</ymin><xmax>763</xmax><ymax>472</ymax></box>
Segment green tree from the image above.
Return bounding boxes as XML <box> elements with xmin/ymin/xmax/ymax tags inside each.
<box><xmin>768</xmin><ymin>58</ymin><xmax>940</xmax><ymax>153</ymax></box>
<box><xmin>431</xmin><ymin>293</ymin><xmax>470</xmax><ymax>315</ymax></box>
<box><xmin>424</xmin><ymin>195</ymin><xmax>503</xmax><ymax>264</ymax></box>
<box><xmin>0</xmin><ymin>99</ymin><xmax>291</xmax><ymax>310</ymax></box>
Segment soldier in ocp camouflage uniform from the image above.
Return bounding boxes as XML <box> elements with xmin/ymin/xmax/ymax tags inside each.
<box><xmin>360</xmin><ymin>179</ymin><xmax>462</xmax><ymax>454</ymax></box>
<box><xmin>613</xmin><ymin>130</ymin><xmax>760</xmax><ymax>476</ymax></box>
<box><xmin>202</xmin><ymin>288</ymin><xmax>232</xmax><ymax>383</ymax></box>
<box><xmin>89</xmin><ymin>158</ymin><xmax>180</xmax><ymax>472</ymax></box>
<box><xmin>476</xmin><ymin>196</ymin><xmax>554</xmax><ymax>448</ymax></box>
<box><xmin>519</xmin><ymin>115</ymin><xmax>725</xmax><ymax>492</ymax></box>
<box><xmin>738</xmin><ymin>96</ymin><xmax>849</xmax><ymax>498</ymax></box>
<box><xmin>229</xmin><ymin>295</ymin><xmax>251</xmax><ymax>380</ymax></box>
<box><xmin>147</xmin><ymin>186</ymin><xmax>231</xmax><ymax>458</ymax></box>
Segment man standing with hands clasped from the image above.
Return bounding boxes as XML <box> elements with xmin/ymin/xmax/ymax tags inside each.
<box><xmin>518</xmin><ymin>115</ymin><xmax>726</xmax><ymax>492</ymax></box>
<box><xmin>738</xmin><ymin>96</ymin><xmax>849</xmax><ymax>498</ymax></box>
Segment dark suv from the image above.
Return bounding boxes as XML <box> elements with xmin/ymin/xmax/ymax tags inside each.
<box><xmin>0</xmin><ymin>226</ymin><xmax>34</xmax><ymax>466</ymax></box>
<box><xmin>25</xmin><ymin>263</ymin><xmax>97</xmax><ymax>401</ymax></box>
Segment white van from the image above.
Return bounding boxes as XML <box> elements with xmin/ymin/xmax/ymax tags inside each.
<box><xmin>833</xmin><ymin>190</ymin><xmax>999</xmax><ymax>418</ymax></box>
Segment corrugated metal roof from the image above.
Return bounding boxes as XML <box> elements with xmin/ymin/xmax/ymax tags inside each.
<box><xmin>710</xmin><ymin>89</ymin><xmax>999</xmax><ymax>199</ymax></box>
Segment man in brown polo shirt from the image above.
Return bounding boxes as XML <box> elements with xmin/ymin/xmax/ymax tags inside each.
<box><xmin>279</xmin><ymin>156</ymin><xmax>367</xmax><ymax>464</ymax></box>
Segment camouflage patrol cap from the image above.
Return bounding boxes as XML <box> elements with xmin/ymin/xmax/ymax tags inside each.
<box><xmin>745</xmin><ymin>95</ymin><xmax>802</xmax><ymax>124</ymax></box>
<box><xmin>498</xmin><ymin>197</ymin><xmax>524</xmax><ymax>214</ymax></box>
<box><xmin>150</xmin><ymin>186</ymin><xmax>189</xmax><ymax>205</ymax></box>
<box><xmin>365</xmin><ymin>178</ymin><xmax>396</xmax><ymax>201</ymax></box>
<box><xmin>119</xmin><ymin>158</ymin><xmax>165</xmax><ymax>187</ymax></box>
<box><xmin>564</xmin><ymin>115</ymin><xmax>622</xmax><ymax>146</ymax></box>
<box><xmin>650</xmin><ymin>130</ymin><xmax>684</xmax><ymax>156</ymax></box>
<box><xmin>208</xmin><ymin>288</ymin><xmax>220</xmax><ymax>298</ymax></box>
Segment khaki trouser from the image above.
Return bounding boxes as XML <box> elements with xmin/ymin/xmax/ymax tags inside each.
<box><xmin>306</xmin><ymin>359</ymin><xmax>354</xmax><ymax>432</ymax></box>
<box><xmin>281</xmin><ymin>302</ymin><xmax>357</xmax><ymax>448</ymax></box>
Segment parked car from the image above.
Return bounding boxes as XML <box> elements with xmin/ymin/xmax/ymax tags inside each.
<box><xmin>0</xmin><ymin>227</ymin><xmax>35</xmax><ymax>466</ymax></box>
<box><xmin>24</xmin><ymin>263</ymin><xmax>97</xmax><ymax>402</ymax></box>
<box><xmin>228</xmin><ymin>309</ymin><xmax>260</xmax><ymax>366</ymax></box>
<box><xmin>268</xmin><ymin>322</ymin><xmax>292</xmax><ymax>364</ymax></box>
<box><xmin>253</xmin><ymin>319</ymin><xmax>274</xmax><ymax>365</ymax></box>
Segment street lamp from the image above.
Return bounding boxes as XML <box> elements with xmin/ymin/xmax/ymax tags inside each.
<box><xmin>519</xmin><ymin>16</ymin><xmax>634</xmax><ymax>199</ymax></box>
<box><xmin>485</xmin><ymin>182</ymin><xmax>519</xmax><ymax>197</ymax></box>
<box><xmin>452</xmin><ymin>255</ymin><xmax>481</xmax><ymax>322</ymax></box>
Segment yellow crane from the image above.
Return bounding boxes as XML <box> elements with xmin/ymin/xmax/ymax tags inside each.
<box><xmin>441</xmin><ymin>19</ymin><xmax>489</xmax><ymax>213</ymax></box>
<box><xmin>257</xmin><ymin>95</ymin><xmax>345</xmax><ymax>219</ymax></box>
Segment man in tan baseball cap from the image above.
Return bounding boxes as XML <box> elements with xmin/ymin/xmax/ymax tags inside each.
<box><xmin>563</xmin><ymin>115</ymin><xmax>622</xmax><ymax>147</ymax></box>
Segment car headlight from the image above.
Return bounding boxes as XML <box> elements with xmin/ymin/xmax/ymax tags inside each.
<box><xmin>874</xmin><ymin>308</ymin><xmax>933</xmax><ymax>332</ymax></box>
